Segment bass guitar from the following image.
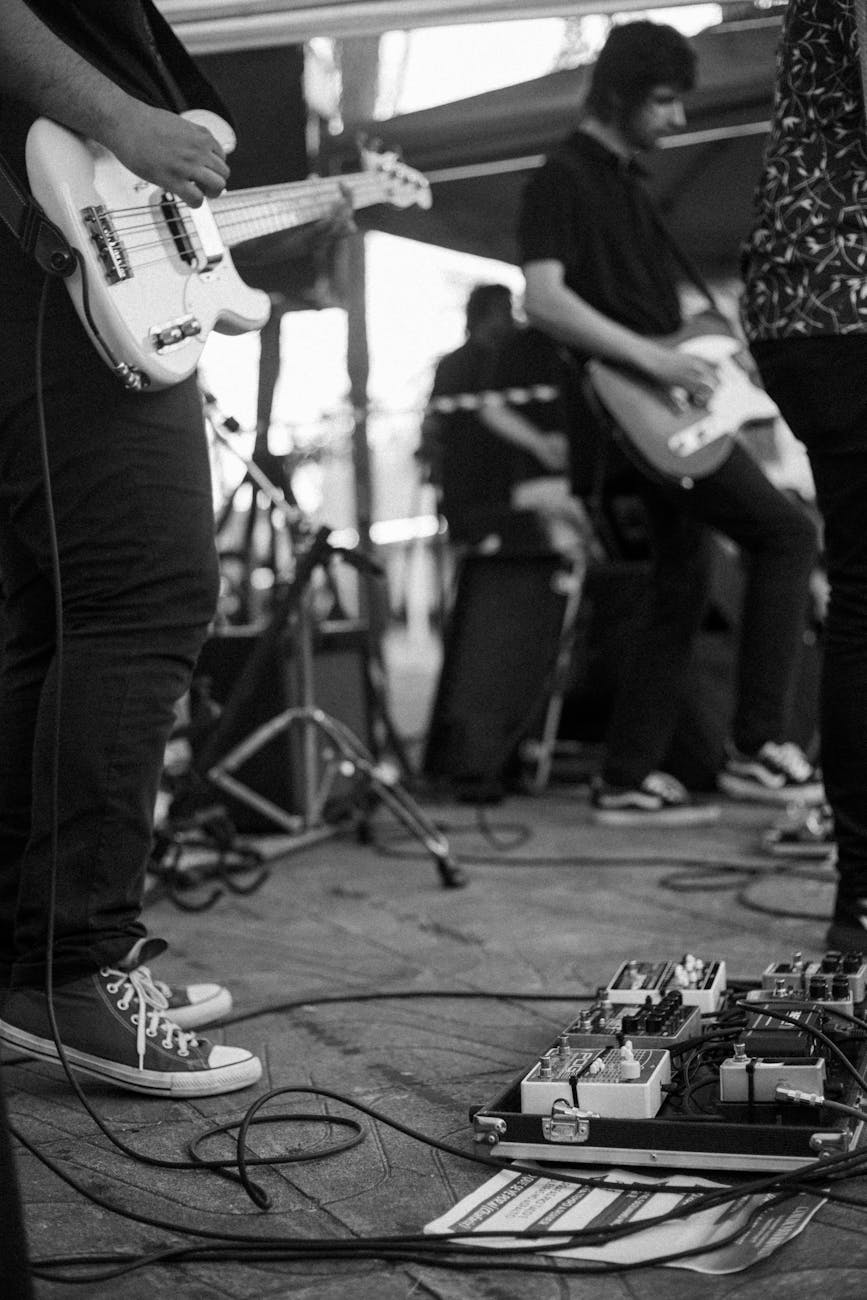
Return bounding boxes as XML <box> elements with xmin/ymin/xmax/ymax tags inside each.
<box><xmin>25</xmin><ymin>110</ymin><xmax>431</xmax><ymax>390</ymax></box>
<box><xmin>586</xmin><ymin>312</ymin><xmax>780</xmax><ymax>482</ymax></box>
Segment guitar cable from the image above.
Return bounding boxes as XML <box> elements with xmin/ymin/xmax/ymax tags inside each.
<box><xmin>69</xmin><ymin>243</ymin><xmax>145</xmax><ymax>388</ymax></box>
<box><xmin>32</xmin><ymin>268</ymin><xmax>80</xmax><ymax>1115</ymax></box>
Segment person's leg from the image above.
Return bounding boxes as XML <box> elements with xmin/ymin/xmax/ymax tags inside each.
<box><xmin>752</xmin><ymin>336</ymin><xmax>867</xmax><ymax>944</ymax></box>
<box><xmin>0</xmin><ymin>286</ymin><xmax>259</xmax><ymax>1095</ymax></box>
<box><xmin>0</xmin><ymin>550</ymin><xmax>52</xmax><ymax>988</ymax></box>
<box><xmin>601</xmin><ymin>489</ymin><xmax>713</xmax><ymax>787</ymax></box>
<box><xmin>0</xmin><ymin>338</ymin><xmax>218</xmax><ymax>987</ymax></box>
<box><xmin>678</xmin><ymin>443</ymin><xmax>821</xmax><ymax>801</ymax></box>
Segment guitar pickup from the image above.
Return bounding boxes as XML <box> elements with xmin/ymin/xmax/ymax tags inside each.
<box><xmin>150</xmin><ymin>315</ymin><xmax>202</xmax><ymax>352</ymax></box>
<box><xmin>82</xmin><ymin>205</ymin><xmax>132</xmax><ymax>284</ymax></box>
<box><xmin>161</xmin><ymin>193</ymin><xmax>224</xmax><ymax>269</ymax></box>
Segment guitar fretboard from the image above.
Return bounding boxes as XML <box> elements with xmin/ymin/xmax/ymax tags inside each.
<box><xmin>210</xmin><ymin>174</ymin><xmax>399</xmax><ymax>246</ymax></box>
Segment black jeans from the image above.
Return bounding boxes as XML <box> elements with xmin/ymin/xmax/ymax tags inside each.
<box><xmin>602</xmin><ymin>440</ymin><xmax>818</xmax><ymax>787</ymax></box>
<box><xmin>752</xmin><ymin>335</ymin><xmax>867</xmax><ymax>898</ymax></box>
<box><xmin>0</xmin><ymin>280</ymin><xmax>219</xmax><ymax>989</ymax></box>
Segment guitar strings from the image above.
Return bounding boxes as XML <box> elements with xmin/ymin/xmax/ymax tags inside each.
<box><xmin>85</xmin><ymin>174</ymin><xmax>391</xmax><ymax>267</ymax></box>
<box><xmin>92</xmin><ymin>175</ymin><xmax>394</xmax><ymax>230</ymax></box>
<box><xmin>71</xmin><ymin>149</ymin><xmax>425</xmax><ymax>278</ymax></box>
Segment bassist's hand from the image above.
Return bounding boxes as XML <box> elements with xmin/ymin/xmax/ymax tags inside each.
<box><xmin>105</xmin><ymin>103</ymin><xmax>230</xmax><ymax>208</ymax></box>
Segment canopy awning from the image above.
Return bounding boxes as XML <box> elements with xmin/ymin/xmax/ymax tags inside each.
<box><xmin>158</xmin><ymin>1</ymin><xmax>750</xmax><ymax>51</ymax></box>
<box><xmin>328</xmin><ymin>14</ymin><xmax>782</xmax><ymax>273</ymax></box>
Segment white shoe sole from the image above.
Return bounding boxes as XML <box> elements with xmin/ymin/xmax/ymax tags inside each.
<box><xmin>718</xmin><ymin>774</ymin><xmax>825</xmax><ymax>805</ymax></box>
<box><xmin>592</xmin><ymin>803</ymin><xmax>722</xmax><ymax>827</ymax></box>
<box><xmin>0</xmin><ymin>1020</ymin><xmax>261</xmax><ymax>1097</ymax></box>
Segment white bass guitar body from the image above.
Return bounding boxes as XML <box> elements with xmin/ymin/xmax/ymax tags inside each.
<box><xmin>25</xmin><ymin>111</ymin><xmax>431</xmax><ymax>389</ymax></box>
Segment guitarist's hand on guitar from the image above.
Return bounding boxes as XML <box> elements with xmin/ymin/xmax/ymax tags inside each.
<box><xmin>642</xmin><ymin>343</ymin><xmax>720</xmax><ymax>410</ymax></box>
<box><xmin>105</xmin><ymin>102</ymin><xmax>230</xmax><ymax>208</ymax></box>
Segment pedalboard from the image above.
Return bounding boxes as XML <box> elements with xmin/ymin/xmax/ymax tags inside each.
<box><xmin>471</xmin><ymin>951</ymin><xmax>867</xmax><ymax>1172</ymax></box>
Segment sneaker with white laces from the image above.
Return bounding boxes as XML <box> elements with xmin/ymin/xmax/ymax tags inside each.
<box><xmin>0</xmin><ymin>966</ymin><xmax>261</xmax><ymax>1097</ymax></box>
<box><xmin>138</xmin><ymin>968</ymin><xmax>232</xmax><ymax>1030</ymax></box>
<box><xmin>717</xmin><ymin>741</ymin><xmax>824</xmax><ymax>805</ymax></box>
<box><xmin>115</xmin><ymin>937</ymin><xmax>232</xmax><ymax>1029</ymax></box>
<box><xmin>590</xmin><ymin>770</ymin><xmax>721</xmax><ymax>827</ymax></box>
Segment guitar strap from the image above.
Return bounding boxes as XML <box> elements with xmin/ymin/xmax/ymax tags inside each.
<box><xmin>646</xmin><ymin>202</ymin><xmax>721</xmax><ymax>317</ymax></box>
<box><xmin>0</xmin><ymin>148</ymin><xmax>75</xmax><ymax>277</ymax></box>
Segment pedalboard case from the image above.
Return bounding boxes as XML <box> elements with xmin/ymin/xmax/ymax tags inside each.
<box><xmin>471</xmin><ymin>953</ymin><xmax>867</xmax><ymax>1173</ymax></box>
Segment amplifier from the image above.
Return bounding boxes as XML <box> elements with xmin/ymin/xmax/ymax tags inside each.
<box><xmin>423</xmin><ymin>550</ymin><xmax>572</xmax><ymax>796</ymax></box>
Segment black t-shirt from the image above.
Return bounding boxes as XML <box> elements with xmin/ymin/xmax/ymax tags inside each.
<box><xmin>0</xmin><ymin>1</ymin><xmax>229</xmax><ymax>301</ymax></box>
<box><xmin>430</xmin><ymin>338</ymin><xmax>517</xmax><ymax>527</ymax></box>
<box><xmin>488</xmin><ymin>327</ymin><xmax>576</xmax><ymax>484</ymax></box>
<box><xmin>518</xmin><ymin>130</ymin><xmax>682</xmax><ymax>341</ymax></box>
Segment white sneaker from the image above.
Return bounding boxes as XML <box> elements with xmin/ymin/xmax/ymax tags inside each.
<box><xmin>718</xmin><ymin>742</ymin><xmax>824</xmax><ymax>805</ymax></box>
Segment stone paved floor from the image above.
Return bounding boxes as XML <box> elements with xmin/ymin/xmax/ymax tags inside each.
<box><xmin>4</xmin><ymin>779</ymin><xmax>867</xmax><ymax>1298</ymax></box>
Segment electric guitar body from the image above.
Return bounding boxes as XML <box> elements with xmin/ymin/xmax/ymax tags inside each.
<box><xmin>586</xmin><ymin>312</ymin><xmax>780</xmax><ymax>483</ymax></box>
<box><xmin>25</xmin><ymin>111</ymin><xmax>431</xmax><ymax>390</ymax></box>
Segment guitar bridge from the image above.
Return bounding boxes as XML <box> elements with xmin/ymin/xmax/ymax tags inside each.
<box><xmin>82</xmin><ymin>205</ymin><xmax>132</xmax><ymax>284</ymax></box>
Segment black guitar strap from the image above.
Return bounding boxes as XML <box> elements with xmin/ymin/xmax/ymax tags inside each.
<box><xmin>647</xmin><ymin>200</ymin><xmax>722</xmax><ymax>317</ymax></box>
<box><xmin>0</xmin><ymin>148</ymin><xmax>75</xmax><ymax>276</ymax></box>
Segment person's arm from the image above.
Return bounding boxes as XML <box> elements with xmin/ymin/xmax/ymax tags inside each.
<box><xmin>477</xmin><ymin>403</ymin><xmax>569</xmax><ymax>473</ymax></box>
<box><xmin>0</xmin><ymin>0</ymin><xmax>228</xmax><ymax>206</ymax></box>
<box><xmin>524</xmin><ymin>259</ymin><xmax>719</xmax><ymax>402</ymax></box>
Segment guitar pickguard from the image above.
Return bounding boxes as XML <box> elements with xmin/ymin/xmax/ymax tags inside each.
<box><xmin>588</xmin><ymin>326</ymin><xmax>781</xmax><ymax>482</ymax></box>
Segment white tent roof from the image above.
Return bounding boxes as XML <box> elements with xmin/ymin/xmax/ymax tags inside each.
<box><xmin>157</xmin><ymin>0</ymin><xmax>753</xmax><ymax>51</ymax></box>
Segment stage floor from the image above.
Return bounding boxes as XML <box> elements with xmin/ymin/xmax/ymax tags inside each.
<box><xmin>5</xmin><ymin>765</ymin><xmax>867</xmax><ymax>1297</ymax></box>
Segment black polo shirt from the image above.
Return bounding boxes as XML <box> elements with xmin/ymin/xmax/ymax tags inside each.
<box><xmin>518</xmin><ymin>130</ymin><xmax>683</xmax><ymax>341</ymax></box>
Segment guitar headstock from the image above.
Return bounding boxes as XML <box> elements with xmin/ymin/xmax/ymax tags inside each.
<box><xmin>359</xmin><ymin>145</ymin><xmax>433</xmax><ymax>211</ymax></box>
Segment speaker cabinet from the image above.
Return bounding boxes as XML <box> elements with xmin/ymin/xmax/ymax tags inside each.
<box><xmin>423</xmin><ymin>551</ymin><xmax>571</xmax><ymax>794</ymax></box>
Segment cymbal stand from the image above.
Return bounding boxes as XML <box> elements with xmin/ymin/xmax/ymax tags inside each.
<box><xmin>200</xmin><ymin>395</ymin><xmax>467</xmax><ymax>889</ymax></box>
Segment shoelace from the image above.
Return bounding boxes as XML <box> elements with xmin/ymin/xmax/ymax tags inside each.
<box><xmin>103</xmin><ymin>967</ymin><xmax>200</xmax><ymax>1070</ymax></box>
<box><xmin>134</xmin><ymin>964</ymin><xmax>175</xmax><ymax>1004</ymax></box>
<box><xmin>764</xmin><ymin>742</ymin><xmax>814</xmax><ymax>782</ymax></box>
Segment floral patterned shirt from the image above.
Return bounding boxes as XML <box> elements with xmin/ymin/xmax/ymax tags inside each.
<box><xmin>741</xmin><ymin>0</ymin><xmax>867</xmax><ymax>339</ymax></box>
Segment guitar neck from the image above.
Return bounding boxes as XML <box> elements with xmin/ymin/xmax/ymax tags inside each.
<box><xmin>210</xmin><ymin>173</ymin><xmax>385</xmax><ymax>246</ymax></box>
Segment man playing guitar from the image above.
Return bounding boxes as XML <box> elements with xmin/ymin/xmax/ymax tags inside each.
<box><xmin>0</xmin><ymin>0</ymin><xmax>261</xmax><ymax>1097</ymax></box>
<box><xmin>518</xmin><ymin>19</ymin><xmax>823</xmax><ymax>822</ymax></box>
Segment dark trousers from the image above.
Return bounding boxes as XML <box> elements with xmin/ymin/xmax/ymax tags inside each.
<box><xmin>602</xmin><ymin>440</ymin><xmax>818</xmax><ymax>787</ymax></box>
<box><xmin>752</xmin><ymin>335</ymin><xmax>867</xmax><ymax>897</ymax></box>
<box><xmin>0</xmin><ymin>281</ymin><xmax>219</xmax><ymax>989</ymax></box>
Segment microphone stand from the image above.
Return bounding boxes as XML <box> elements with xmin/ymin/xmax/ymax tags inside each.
<box><xmin>199</xmin><ymin>392</ymin><xmax>466</xmax><ymax>889</ymax></box>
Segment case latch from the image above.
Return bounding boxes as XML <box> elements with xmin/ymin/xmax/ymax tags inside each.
<box><xmin>541</xmin><ymin>1099</ymin><xmax>594</xmax><ymax>1143</ymax></box>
